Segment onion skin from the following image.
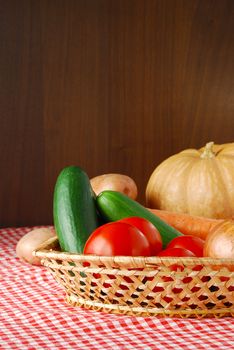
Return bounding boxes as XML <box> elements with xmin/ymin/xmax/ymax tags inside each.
<box><xmin>90</xmin><ymin>173</ymin><xmax>138</xmax><ymax>200</ymax></box>
<box><xmin>204</xmin><ymin>220</ymin><xmax>234</xmax><ymax>260</ymax></box>
<box><xmin>16</xmin><ymin>227</ymin><xmax>56</xmax><ymax>266</ymax></box>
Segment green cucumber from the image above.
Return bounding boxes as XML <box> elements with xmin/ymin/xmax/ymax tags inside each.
<box><xmin>53</xmin><ymin>166</ymin><xmax>99</xmax><ymax>253</ymax></box>
<box><xmin>96</xmin><ymin>190</ymin><xmax>183</xmax><ymax>248</ymax></box>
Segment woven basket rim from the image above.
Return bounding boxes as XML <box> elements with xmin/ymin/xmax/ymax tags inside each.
<box><xmin>33</xmin><ymin>236</ymin><xmax>234</xmax><ymax>266</ymax></box>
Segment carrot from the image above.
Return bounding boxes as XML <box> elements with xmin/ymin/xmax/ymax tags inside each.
<box><xmin>147</xmin><ymin>208</ymin><xmax>225</xmax><ymax>240</ymax></box>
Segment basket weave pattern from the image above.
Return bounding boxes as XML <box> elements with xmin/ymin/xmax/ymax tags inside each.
<box><xmin>35</xmin><ymin>237</ymin><xmax>234</xmax><ymax>318</ymax></box>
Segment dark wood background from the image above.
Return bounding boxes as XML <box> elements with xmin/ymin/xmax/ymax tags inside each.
<box><xmin>1</xmin><ymin>0</ymin><xmax>234</xmax><ymax>227</ymax></box>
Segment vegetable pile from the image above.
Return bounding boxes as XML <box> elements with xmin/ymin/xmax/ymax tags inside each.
<box><xmin>51</xmin><ymin>166</ymin><xmax>188</xmax><ymax>257</ymax></box>
<box><xmin>16</xmin><ymin>162</ymin><xmax>234</xmax><ymax>265</ymax></box>
<box><xmin>52</xmin><ymin>166</ymin><xmax>233</xmax><ymax>259</ymax></box>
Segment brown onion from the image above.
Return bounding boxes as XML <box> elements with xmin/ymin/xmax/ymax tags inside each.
<box><xmin>204</xmin><ymin>220</ymin><xmax>234</xmax><ymax>259</ymax></box>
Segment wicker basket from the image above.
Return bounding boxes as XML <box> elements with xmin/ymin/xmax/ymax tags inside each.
<box><xmin>34</xmin><ymin>236</ymin><xmax>234</xmax><ymax>318</ymax></box>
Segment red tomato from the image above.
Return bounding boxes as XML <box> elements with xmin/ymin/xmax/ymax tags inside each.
<box><xmin>84</xmin><ymin>222</ymin><xmax>151</xmax><ymax>257</ymax></box>
<box><xmin>119</xmin><ymin>217</ymin><xmax>162</xmax><ymax>255</ymax></box>
<box><xmin>157</xmin><ymin>247</ymin><xmax>196</xmax><ymax>257</ymax></box>
<box><xmin>167</xmin><ymin>235</ymin><xmax>205</xmax><ymax>257</ymax></box>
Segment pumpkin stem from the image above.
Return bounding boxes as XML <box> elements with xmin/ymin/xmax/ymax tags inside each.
<box><xmin>200</xmin><ymin>141</ymin><xmax>215</xmax><ymax>159</ymax></box>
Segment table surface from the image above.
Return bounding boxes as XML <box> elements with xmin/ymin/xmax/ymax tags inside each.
<box><xmin>1</xmin><ymin>226</ymin><xmax>234</xmax><ymax>350</ymax></box>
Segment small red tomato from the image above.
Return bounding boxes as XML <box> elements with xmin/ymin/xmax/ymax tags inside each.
<box><xmin>84</xmin><ymin>222</ymin><xmax>151</xmax><ymax>257</ymax></box>
<box><xmin>119</xmin><ymin>217</ymin><xmax>162</xmax><ymax>255</ymax></box>
<box><xmin>157</xmin><ymin>247</ymin><xmax>196</xmax><ymax>257</ymax></box>
<box><xmin>167</xmin><ymin>235</ymin><xmax>205</xmax><ymax>257</ymax></box>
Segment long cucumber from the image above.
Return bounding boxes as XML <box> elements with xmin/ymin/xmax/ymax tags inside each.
<box><xmin>53</xmin><ymin>166</ymin><xmax>99</xmax><ymax>253</ymax></box>
<box><xmin>96</xmin><ymin>190</ymin><xmax>183</xmax><ymax>247</ymax></box>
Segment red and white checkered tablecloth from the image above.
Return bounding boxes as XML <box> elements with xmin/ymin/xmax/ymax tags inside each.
<box><xmin>1</xmin><ymin>227</ymin><xmax>234</xmax><ymax>350</ymax></box>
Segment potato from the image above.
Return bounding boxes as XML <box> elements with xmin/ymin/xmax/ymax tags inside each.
<box><xmin>90</xmin><ymin>173</ymin><xmax>138</xmax><ymax>200</ymax></box>
<box><xmin>16</xmin><ymin>227</ymin><xmax>56</xmax><ymax>266</ymax></box>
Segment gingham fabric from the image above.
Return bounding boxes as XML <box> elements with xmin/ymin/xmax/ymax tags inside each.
<box><xmin>1</xmin><ymin>227</ymin><xmax>234</xmax><ymax>350</ymax></box>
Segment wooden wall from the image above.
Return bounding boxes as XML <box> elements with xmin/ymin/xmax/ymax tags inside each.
<box><xmin>1</xmin><ymin>0</ymin><xmax>234</xmax><ymax>227</ymax></box>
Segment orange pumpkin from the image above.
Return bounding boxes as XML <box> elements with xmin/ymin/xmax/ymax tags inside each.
<box><xmin>146</xmin><ymin>142</ymin><xmax>234</xmax><ymax>219</ymax></box>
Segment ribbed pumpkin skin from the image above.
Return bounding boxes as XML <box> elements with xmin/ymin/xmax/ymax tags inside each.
<box><xmin>145</xmin><ymin>142</ymin><xmax>234</xmax><ymax>219</ymax></box>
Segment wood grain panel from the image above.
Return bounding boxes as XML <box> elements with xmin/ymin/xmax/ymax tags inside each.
<box><xmin>0</xmin><ymin>0</ymin><xmax>234</xmax><ymax>226</ymax></box>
